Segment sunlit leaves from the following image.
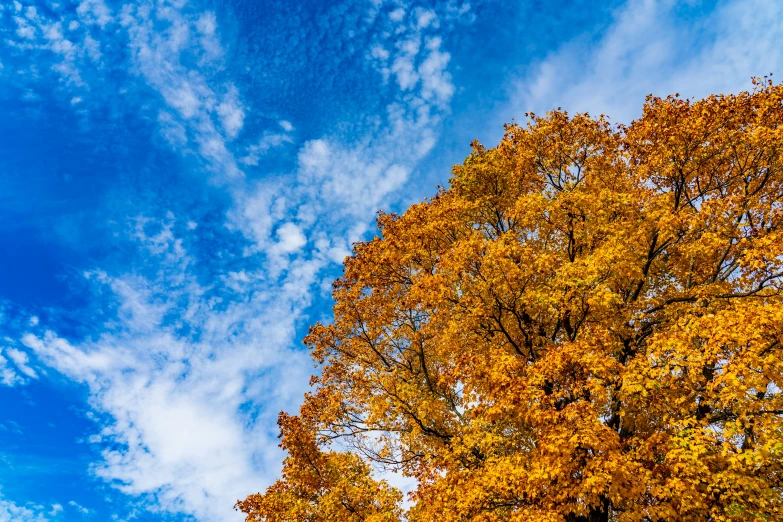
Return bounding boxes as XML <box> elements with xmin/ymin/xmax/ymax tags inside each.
<box><xmin>239</xmin><ymin>80</ymin><xmax>783</xmax><ymax>521</ymax></box>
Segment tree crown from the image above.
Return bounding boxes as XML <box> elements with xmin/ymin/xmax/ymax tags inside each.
<box><xmin>239</xmin><ymin>80</ymin><xmax>783</xmax><ymax>522</ymax></box>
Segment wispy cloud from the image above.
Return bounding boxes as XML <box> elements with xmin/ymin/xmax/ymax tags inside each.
<box><xmin>0</xmin><ymin>346</ymin><xmax>34</xmax><ymax>387</ymax></box>
<box><xmin>506</xmin><ymin>0</ymin><xmax>783</xmax><ymax>124</ymax></box>
<box><xmin>20</xmin><ymin>218</ymin><xmax>312</xmax><ymax>520</ymax></box>
<box><xmin>240</xmin><ymin>131</ymin><xmax>293</xmax><ymax>167</ymax></box>
<box><xmin>0</xmin><ymin>420</ymin><xmax>24</xmax><ymax>435</ymax></box>
<box><xmin>47</xmin><ymin>503</ymin><xmax>62</xmax><ymax>517</ymax></box>
<box><xmin>1</xmin><ymin>0</ymin><xmax>110</xmax><ymax>88</ymax></box>
<box><xmin>231</xmin><ymin>0</ymin><xmax>463</xmax><ymax>263</ymax></box>
<box><xmin>67</xmin><ymin>500</ymin><xmax>90</xmax><ymax>515</ymax></box>
<box><xmin>119</xmin><ymin>1</ymin><xmax>245</xmax><ymax>178</ymax></box>
<box><xmin>0</xmin><ymin>492</ymin><xmax>47</xmax><ymax>522</ymax></box>
<box><xmin>0</xmin><ymin>351</ymin><xmax>24</xmax><ymax>387</ymax></box>
<box><xmin>4</xmin><ymin>348</ymin><xmax>37</xmax><ymax>379</ymax></box>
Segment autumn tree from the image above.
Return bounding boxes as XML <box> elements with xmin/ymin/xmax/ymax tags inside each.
<box><xmin>238</xmin><ymin>80</ymin><xmax>783</xmax><ymax>521</ymax></box>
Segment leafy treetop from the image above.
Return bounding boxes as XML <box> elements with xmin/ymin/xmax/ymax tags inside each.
<box><xmin>238</xmin><ymin>79</ymin><xmax>783</xmax><ymax>522</ymax></box>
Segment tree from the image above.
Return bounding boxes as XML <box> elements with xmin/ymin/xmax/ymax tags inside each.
<box><xmin>238</xmin><ymin>80</ymin><xmax>783</xmax><ymax>521</ymax></box>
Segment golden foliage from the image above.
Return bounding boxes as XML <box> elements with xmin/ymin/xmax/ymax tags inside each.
<box><xmin>238</xmin><ymin>80</ymin><xmax>783</xmax><ymax>521</ymax></box>
<box><xmin>235</xmin><ymin>413</ymin><xmax>403</xmax><ymax>522</ymax></box>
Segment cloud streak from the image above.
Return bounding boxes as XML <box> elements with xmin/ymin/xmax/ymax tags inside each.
<box><xmin>506</xmin><ymin>0</ymin><xmax>783</xmax><ymax>125</ymax></box>
<box><xmin>21</xmin><ymin>219</ymin><xmax>312</xmax><ymax>521</ymax></box>
<box><xmin>0</xmin><ymin>492</ymin><xmax>47</xmax><ymax>522</ymax></box>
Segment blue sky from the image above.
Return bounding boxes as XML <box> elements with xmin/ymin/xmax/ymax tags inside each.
<box><xmin>0</xmin><ymin>0</ymin><xmax>781</xmax><ymax>520</ymax></box>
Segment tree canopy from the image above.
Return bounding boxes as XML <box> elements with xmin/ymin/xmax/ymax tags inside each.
<box><xmin>237</xmin><ymin>80</ymin><xmax>783</xmax><ymax>522</ymax></box>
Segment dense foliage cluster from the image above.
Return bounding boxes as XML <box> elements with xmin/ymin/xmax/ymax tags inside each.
<box><xmin>238</xmin><ymin>81</ymin><xmax>783</xmax><ymax>521</ymax></box>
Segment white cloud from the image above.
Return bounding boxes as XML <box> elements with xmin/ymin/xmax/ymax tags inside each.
<box><xmin>14</xmin><ymin>18</ymin><xmax>36</xmax><ymax>40</ymax></box>
<box><xmin>195</xmin><ymin>12</ymin><xmax>217</xmax><ymax>36</ymax></box>
<box><xmin>390</xmin><ymin>37</ymin><xmax>420</xmax><ymax>91</ymax></box>
<box><xmin>66</xmin><ymin>501</ymin><xmax>89</xmax><ymax>516</ymax></box>
<box><xmin>419</xmin><ymin>37</ymin><xmax>453</xmax><ymax>103</ymax></box>
<box><xmin>0</xmin><ymin>493</ymin><xmax>47</xmax><ymax>522</ymax></box>
<box><xmin>275</xmin><ymin>223</ymin><xmax>307</xmax><ymax>254</ymax></box>
<box><xmin>24</xmin><ymin>6</ymin><xmax>38</xmax><ymax>21</ymax></box>
<box><xmin>82</xmin><ymin>35</ymin><xmax>101</xmax><ymax>62</ymax></box>
<box><xmin>0</xmin><ymin>420</ymin><xmax>23</xmax><ymax>435</ymax></box>
<box><xmin>194</xmin><ymin>11</ymin><xmax>222</xmax><ymax>62</ymax></box>
<box><xmin>157</xmin><ymin>111</ymin><xmax>188</xmax><ymax>148</ymax></box>
<box><xmin>278</xmin><ymin>120</ymin><xmax>293</xmax><ymax>132</ymax></box>
<box><xmin>19</xmin><ymin>214</ymin><xmax>313</xmax><ymax>522</ymax></box>
<box><xmin>5</xmin><ymin>348</ymin><xmax>37</xmax><ymax>379</ymax></box>
<box><xmin>229</xmin><ymin>0</ymin><xmax>453</xmax><ymax>275</ymax></box>
<box><xmin>48</xmin><ymin>504</ymin><xmax>62</xmax><ymax>517</ymax></box>
<box><xmin>5</xmin><ymin>0</ymin><xmax>106</xmax><ymax>87</ymax></box>
<box><xmin>0</xmin><ymin>352</ymin><xmax>23</xmax><ymax>387</ymax></box>
<box><xmin>370</xmin><ymin>44</ymin><xmax>390</xmax><ymax>61</ymax></box>
<box><xmin>295</xmin><ymin>136</ymin><xmax>415</xmax><ymax>225</ymax></box>
<box><xmin>226</xmin><ymin>182</ymin><xmax>277</xmax><ymax>249</ymax></box>
<box><xmin>120</xmin><ymin>1</ymin><xmax>242</xmax><ymax>177</ymax></box>
<box><xmin>240</xmin><ymin>133</ymin><xmax>293</xmax><ymax>166</ymax></box>
<box><xmin>77</xmin><ymin>0</ymin><xmax>113</xmax><ymax>28</ymax></box>
<box><xmin>368</xmin><ymin>7</ymin><xmax>453</xmax><ymax>107</ymax></box>
<box><xmin>506</xmin><ymin>0</ymin><xmax>783</xmax><ymax>125</ymax></box>
<box><xmin>389</xmin><ymin>8</ymin><xmax>405</xmax><ymax>23</ymax></box>
<box><xmin>415</xmin><ymin>7</ymin><xmax>437</xmax><ymax>29</ymax></box>
<box><xmin>217</xmin><ymin>87</ymin><xmax>245</xmax><ymax>139</ymax></box>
